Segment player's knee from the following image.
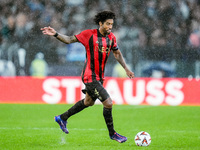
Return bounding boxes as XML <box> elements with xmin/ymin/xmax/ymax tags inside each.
<box><xmin>107</xmin><ymin>101</ymin><xmax>113</xmax><ymax>108</ymax></box>
<box><xmin>103</xmin><ymin>98</ymin><xmax>113</xmax><ymax>108</ymax></box>
<box><xmin>84</xmin><ymin>98</ymin><xmax>94</xmax><ymax>106</ymax></box>
<box><xmin>84</xmin><ymin>93</ymin><xmax>95</xmax><ymax>106</ymax></box>
<box><xmin>87</xmin><ymin>101</ymin><xmax>95</xmax><ymax>106</ymax></box>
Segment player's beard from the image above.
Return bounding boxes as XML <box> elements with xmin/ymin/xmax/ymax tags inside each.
<box><xmin>104</xmin><ymin>29</ymin><xmax>111</xmax><ymax>35</ymax></box>
<box><xmin>100</xmin><ymin>27</ymin><xmax>111</xmax><ymax>36</ymax></box>
<box><xmin>107</xmin><ymin>29</ymin><xmax>111</xmax><ymax>34</ymax></box>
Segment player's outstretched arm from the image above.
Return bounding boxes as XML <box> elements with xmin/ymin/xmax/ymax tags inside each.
<box><xmin>113</xmin><ymin>49</ymin><xmax>135</xmax><ymax>79</ymax></box>
<box><xmin>40</xmin><ymin>26</ymin><xmax>78</xmax><ymax>44</ymax></box>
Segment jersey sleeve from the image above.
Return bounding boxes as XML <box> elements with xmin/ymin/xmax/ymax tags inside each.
<box><xmin>111</xmin><ymin>34</ymin><xmax>119</xmax><ymax>51</ymax></box>
<box><xmin>75</xmin><ymin>29</ymin><xmax>91</xmax><ymax>46</ymax></box>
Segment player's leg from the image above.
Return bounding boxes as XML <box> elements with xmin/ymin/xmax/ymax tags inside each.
<box><xmin>60</xmin><ymin>93</ymin><xmax>93</xmax><ymax>121</ymax></box>
<box><xmin>55</xmin><ymin>93</ymin><xmax>94</xmax><ymax>134</ymax></box>
<box><xmin>84</xmin><ymin>92</ymin><xmax>95</xmax><ymax>106</ymax></box>
<box><xmin>85</xmin><ymin>81</ymin><xmax>116</xmax><ymax>139</ymax></box>
<box><xmin>102</xmin><ymin>98</ymin><xmax>115</xmax><ymax>135</ymax></box>
<box><xmin>102</xmin><ymin>96</ymin><xmax>127</xmax><ymax>143</ymax></box>
<box><xmin>102</xmin><ymin>98</ymin><xmax>127</xmax><ymax>143</ymax></box>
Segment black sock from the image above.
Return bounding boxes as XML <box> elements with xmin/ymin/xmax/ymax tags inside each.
<box><xmin>60</xmin><ymin>99</ymin><xmax>88</xmax><ymax>121</ymax></box>
<box><xmin>103</xmin><ymin>107</ymin><xmax>115</xmax><ymax>137</ymax></box>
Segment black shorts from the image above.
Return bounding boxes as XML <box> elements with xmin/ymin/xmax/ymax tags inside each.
<box><xmin>82</xmin><ymin>80</ymin><xmax>110</xmax><ymax>102</ymax></box>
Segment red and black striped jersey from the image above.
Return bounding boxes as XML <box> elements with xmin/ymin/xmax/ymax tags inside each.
<box><xmin>75</xmin><ymin>29</ymin><xmax>118</xmax><ymax>83</ymax></box>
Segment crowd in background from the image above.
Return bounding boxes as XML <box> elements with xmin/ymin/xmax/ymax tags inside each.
<box><xmin>0</xmin><ymin>0</ymin><xmax>200</xmax><ymax>76</ymax></box>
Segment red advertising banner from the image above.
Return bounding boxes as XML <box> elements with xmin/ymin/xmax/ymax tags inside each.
<box><xmin>0</xmin><ymin>77</ymin><xmax>199</xmax><ymax>106</ymax></box>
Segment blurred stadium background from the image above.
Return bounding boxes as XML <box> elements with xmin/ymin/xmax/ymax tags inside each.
<box><xmin>1</xmin><ymin>0</ymin><xmax>200</xmax><ymax>78</ymax></box>
<box><xmin>1</xmin><ymin>1</ymin><xmax>200</xmax><ymax>149</ymax></box>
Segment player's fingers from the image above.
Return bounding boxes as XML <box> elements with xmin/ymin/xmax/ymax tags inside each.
<box><xmin>41</xmin><ymin>27</ymin><xmax>49</xmax><ymax>31</ymax></box>
<box><xmin>129</xmin><ymin>73</ymin><xmax>134</xmax><ymax>79</ymax></box>
<box><xmin>42</xmin><ymin>31</ymin><xmax>47</xmax><ymax>34</ymax></box>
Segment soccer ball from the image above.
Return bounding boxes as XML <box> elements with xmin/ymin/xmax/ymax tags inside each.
<box><xmin>135</xmin><ymin>131</ymin><xmax>151</xmax><ymax>146</ymax></box>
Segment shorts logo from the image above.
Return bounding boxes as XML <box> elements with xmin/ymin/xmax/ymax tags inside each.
<box><xmin>94</xmin><ymin>88</ymin><xmax>99</xmax><ymax>96</ymax></box>
<box><xmin>94</xmin><ymin>88</ymin><xmax>102</xmax><ymax>100</ymax></box>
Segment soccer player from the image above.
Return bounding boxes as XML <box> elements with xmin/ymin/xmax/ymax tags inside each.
<box><xmin>41</xmin><ymin>11</ymin><xmax>134</xmax><ymax>143</ymax></box>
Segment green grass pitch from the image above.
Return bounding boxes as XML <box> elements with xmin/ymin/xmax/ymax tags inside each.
<box><xmin>0</xmin><ymin>104</ymin><xmax>200</xmax><ymax>150</ymax></box>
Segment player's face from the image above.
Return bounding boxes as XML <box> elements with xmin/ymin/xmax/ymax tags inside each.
<box><xmin>100</xmin><ymin>19</ymin><xmax>114</xmax><ymax>35</ymax></box>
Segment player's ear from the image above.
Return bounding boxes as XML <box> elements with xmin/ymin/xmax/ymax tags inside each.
<box><xmin>99</xmin><ymin>21</ymin><xmax>103</xmax><ymax>26</ymax></box>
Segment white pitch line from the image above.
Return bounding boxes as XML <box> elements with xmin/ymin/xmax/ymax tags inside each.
<box><xmin>115</xmin><ymin>105</ymin><xmax>152</xmax><ymax>110</ymax></box>
<box><xmin>0</xmin><ymin>127</ymin><xmax>106</xmax><ymax>131</ymax></box>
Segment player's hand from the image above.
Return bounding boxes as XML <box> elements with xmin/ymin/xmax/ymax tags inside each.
<box><xmin>40</xmin><ymin>26</ymin><xmax>56</xmax><ymax>36</ymax></box>
<box><xmin>126</xmin><ymin>69</ymin><xmax>134</xmax><ymax>79</ymax></box>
